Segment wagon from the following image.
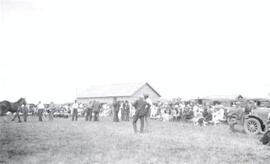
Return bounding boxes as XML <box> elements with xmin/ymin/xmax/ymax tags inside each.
<box><xmin>227</xmin><ymin>107</ymin><xmax>270</xmax><ymax>135</ymax></box>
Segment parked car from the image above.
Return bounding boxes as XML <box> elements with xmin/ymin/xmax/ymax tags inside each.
<box><xmin>227</xmin><ymin>107</ymin><xmax>270</xmax><ymax>135</ymax></box>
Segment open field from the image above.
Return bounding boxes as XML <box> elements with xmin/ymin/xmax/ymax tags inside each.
<box><xmin>1</xmin><ymin>117</ymin><xmax>270</xmax><ymax>164</ymax></box>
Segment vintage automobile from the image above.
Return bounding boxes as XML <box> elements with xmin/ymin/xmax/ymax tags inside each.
<box><xmin>227</xmin><ymin>107</ymin><xmax>270</xmax><ymax>135</ymax></box>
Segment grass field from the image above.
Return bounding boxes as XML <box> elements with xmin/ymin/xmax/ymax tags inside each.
<box><xmin>1</xmin><ymin>116</ymin><xmax>270</xmax><ymax>164</ymax></box>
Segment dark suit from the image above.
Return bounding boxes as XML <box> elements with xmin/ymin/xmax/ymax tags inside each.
<box><xmin>132</xmin><ymin>99</ymin><xmax>148</xmax><ymax>133</ymax></box>
<box><xmin>93</xmin><ymin>102</ymin><xmax>100</xmax><ymax>121</ymax></box>
<box><xmin>22</xmin><ymin>106</ymin><xmax>28</xmax><ymax>122</ymax></box>
<box><xmin>113</xmin><ymin>101</ymin><xmax>119</xmax><ymax>122</ymax></box>
<box><xmin>121</xmin><ymin>103</ymin><xmax>125</xmax><ymax>121</ymax></box>
<box><xmin>85</xmin><ymin>104</ymin><xmax>93</xmax><ymax>121</ymax></box>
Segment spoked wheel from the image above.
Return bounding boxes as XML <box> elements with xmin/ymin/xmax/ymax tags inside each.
<box><xmin>244</xmin><ymin>118</ymin><xmax>261</xmax><ymax>135</ymax></box>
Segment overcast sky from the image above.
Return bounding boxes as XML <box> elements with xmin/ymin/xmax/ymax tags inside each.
<box><xmin>1</xmin><ymin>0</ymin><xmax>270</xmax><ymax>103</ymax></box>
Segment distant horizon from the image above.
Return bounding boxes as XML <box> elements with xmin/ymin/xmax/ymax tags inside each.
<box><xmin>2</xmin><ymin>81</ymin><xmax>270</xmax><ymax>104</ymax></box>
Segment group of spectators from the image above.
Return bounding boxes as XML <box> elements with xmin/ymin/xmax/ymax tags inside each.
<box><xmin>112</xmin><ymin>99</ymin><xmax>131</xmax><ymax>122</ymax></box>
<box><xmin>13</xmin><ymin>96</ymin><xmax>257</xmax><ymax>128</ymax></box>
<box><xmin>150</xmin><ymin>98</ymin><xmax>257</xmax><ymax>125</ymax></box>
<box><xmin>150</xmin><ymin>100</ymin><xmax>224</xmax><ymax>125</ymax></box>
<box><xmin>13</xmin><ymin>101</ymin><xmax>70</xmax><ymax>122</ymax></box>
<box><xmin>11</xmin><ymin>96</ymin><xmax>270</xmax><ymax>146</ymax></box>
<box><xmin>65</xmin><ymin>95</ymin><xmax>152</xmax><ymax>133</ymax></box>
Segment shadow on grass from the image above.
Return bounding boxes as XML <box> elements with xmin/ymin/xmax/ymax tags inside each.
<box><xmin>229</xmin><ymin>125</ymin><xmax>246</xmax><ymax>134</ymax></box>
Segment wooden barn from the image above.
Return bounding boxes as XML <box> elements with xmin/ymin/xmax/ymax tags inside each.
<box><xmin>77</xmin><ymin>82</ymin><xmax>161</xmax><ymax>104</ymax></box>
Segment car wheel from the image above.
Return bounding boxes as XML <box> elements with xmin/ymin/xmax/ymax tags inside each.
<box><xmin>244</xmin><ymin>118</ymin><xmax>261</xmax><ymax>135</ymax></box>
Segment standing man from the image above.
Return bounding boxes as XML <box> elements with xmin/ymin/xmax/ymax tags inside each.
<box><xmin>123</xmin><ymin>100</ymin><xmax>130</xmax><ymax>121</ymax></box>
<box><xmin>37</xmin><ymin>101</ymin><xmax>45</xmax><ymax>122</ymax></box>
<box><xmin>93</xmin><ymin>100</ymin><xmax>100</xmax><ymax>121</ymax></box>
<box><xmin>48</xmin><ymin>102</ymin><xmax>55</xmax><ymax>121</ymax></box>
<box><xmin>132</xmin><ymin>96</ymin><xmax>148</xmax><ymax>133</ymax></box>
<box><xmin>85</xmin><ymin>101</ymin><xmax>93</xmax><ymax>121</ymax></box>
<box><xmin>22</xmin><ymin>104</ymin><xmax>29</xmax><ymax>122</ymax></box>
<box><xmin>144</xmin><ymin>94</ymin><xmax>152</xmax><ymax>132</ymax></box>
<box><xmin>72</xmin><ymin>100</ymin><xmax>79</xmax><ymax>121</ymax></box>
<box><xmin>120</xmin><ymin>101</ymin><xmax>125</xmax><ymax>121</ymax></box>
<box><xmin>112</xmin><ymin>98</ymin><xmax>119</xmax><ymax>122</ymax></box>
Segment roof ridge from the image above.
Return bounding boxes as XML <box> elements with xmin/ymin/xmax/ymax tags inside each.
<box><xmin>77</xmin><ymin>82</ymin><xmax>149</xmax><ymax>98</ymax></box>
<box><xmin>85</xmin><ymin>82</ymin><xmax>146</xmax><ymax>87</ymax></box>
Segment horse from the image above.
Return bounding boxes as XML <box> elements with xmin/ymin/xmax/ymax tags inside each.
<box><xmin>0</xmin><ymin>98</ymin><xmax>27</xmax><ymax>122</ymax></box>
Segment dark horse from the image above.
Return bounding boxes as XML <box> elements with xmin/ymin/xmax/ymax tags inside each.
<box><xmin>0</xmin><ymin>98</ymin><xmax>27</xmax><ymax>122</ymax></box>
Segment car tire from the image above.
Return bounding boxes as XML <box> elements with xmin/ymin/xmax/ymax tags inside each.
<box><xmin>244</xmin><ymin>118</ymin><xmax>261</xmax><ymax>135</ymax></box>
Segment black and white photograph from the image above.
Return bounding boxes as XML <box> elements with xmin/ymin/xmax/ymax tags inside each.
<box><xmin>1</xmin><ymin>0</ymin><xmax>270</xmax><ymax>163</ymax></box>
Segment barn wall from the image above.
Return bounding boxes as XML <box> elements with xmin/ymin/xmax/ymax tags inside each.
<box><xmin>77</xmin><ymin>83</ymin><xmax>161</xmax><ymax>104</ymax></box>
<box><xmin>133</xmin><ymin>84</ymin><xmax>160</xmax><ymax>102</ymax></box>
<box><xmin>77</xmin><ymin>97</ymin><xmax>114</xmax><ymax>104</ymax></box>
<box><xmin>77</xmin><ymin>96</ymin><xmax>137</xmax><ymax>104</ymax></box>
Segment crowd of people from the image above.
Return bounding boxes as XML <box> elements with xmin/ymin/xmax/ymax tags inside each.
<box><xmin>11</xmin><ymin>95</ymin><xmax>257</xmax><ymax>128</ymax></box>
<box><xmin>6</xmin><ymin>95</ymin><xmax>270</xmax><ymax>146</ymax></box>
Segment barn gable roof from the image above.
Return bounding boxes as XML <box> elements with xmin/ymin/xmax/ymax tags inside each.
<box><xmin>77</xmin><ymin>82</ymin><xmax>161</xmax><ymax>98</ymax></box>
